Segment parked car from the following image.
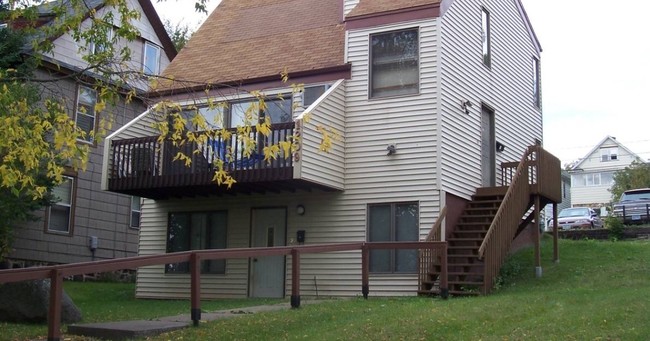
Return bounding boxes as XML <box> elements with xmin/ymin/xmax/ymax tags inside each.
<box><xmin>612</xmin><ymin>188</ymin><xmax>650</xmax><ymax>224</ymax></box>
<box><xmin>553</xmin><ymin>207</ymin><xmax>603</xmax><ymax>230</ymax></box>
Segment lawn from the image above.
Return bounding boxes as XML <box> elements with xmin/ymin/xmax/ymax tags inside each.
<box><xmin>4</xmin><ymin>238</ymin><xmax>650</xmax><ymax>340</ymax></box>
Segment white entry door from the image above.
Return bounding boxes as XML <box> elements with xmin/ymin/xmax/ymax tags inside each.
<box><xmin>481</xmin><ymin>105</ymin><xmax>496</xmax><ymax>187</ymax></box>
<box><xmin>250</xmin><ymin>208</ymin><xmax>287</xmax><ymax>298</ymax></box>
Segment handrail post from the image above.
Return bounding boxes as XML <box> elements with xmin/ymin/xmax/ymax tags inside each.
<box><xmin>190</xmin><ymin>253</ymin><xmax>201</xmax><ymax>327</ymax></box>
<box><xmin>553</xmin><ymin>202</ymin><xmax>559</xmax><ymax>263</ymax></box>
<box><xmin>47</xmin><ymin>269</ymin><xmax>63</xmax><ymax>341</ymax></box>
<box><xmin>533</xmin><ymin>195</ymin><xmax>542</xmax><ymax>278</ymax></box>
<box><xmin>440</xmin><ymin>242</ymin><xmax>448</xmax><ymax>299</ymax></box>
<box><xmin>291</xmin><ymin>249</ymin><xmax>301</xmax><ymax>308</ymax></box>
<box><xmin>361</xmin><ymin>244</ymin><xmax>369</xmax><ymax>299</ymax></box>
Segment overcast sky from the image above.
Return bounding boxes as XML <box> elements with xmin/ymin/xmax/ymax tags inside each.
<box><xmin>154</xmin><ymin>0</ymin><xmax>650</xmax><ymax>166</ymax></box>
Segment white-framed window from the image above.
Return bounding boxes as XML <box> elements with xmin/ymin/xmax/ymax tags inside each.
<box><xmin>89</xmin><ymin>27</ymin><xmax>113</xmax><ymax>55</ymax></box>
<box><xmin>75</xmin><ymin>85</ymin><xmax>97</xmax><ymax>143</ymax></box>
<box><xmin>585</xmin><ymin>173</ymin><xmax>601</xmax><ymax>187</ymax></box>
<box><xmin>481</xmin><ymin>8</ymin><xmax>491</xmax><ymax>67</ymax></box>
<box><xmin>143</xmin><ymin>41</ymin><xmax>161</xmax><ymax>75</ymax></box>
<box><xmin>600</xmin><ymin>147</ymin><xmax>618</xmax><ymax>162</ymax></box>
<box><xmin>166</xmin><ymin>211</ymin><xmax>228</xmax><ymax>274</ymax></box>
<box><xmin>46</xmin><ymin>176</ymin><xmax>75</xmax><ymax>234</ymax></box>
<box><xmin>368</xmin><ymin>202</ymin><xmax>419</xmax><ymax>273</ymax></box>
<box><xmin>533</xmin><ymin>57</ymin><xmax>540</xmax><ymax>108</ymax></box>
<box><xmin>130</xmin><ymin>196</ymin><xmax>142</xmax><ymax>229</ymax></box>
<box><xmin>303</xmin><ymin>84</ymin><xmax>330</xmax><ymax>107</ymax></box>
<box><xmin>370</xmin><ymin>28</ymin><xmax>419</xmax><ymax>98</ymax></box>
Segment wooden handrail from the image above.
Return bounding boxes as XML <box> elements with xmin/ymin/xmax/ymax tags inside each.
<box><xmin>418</xmin><ymin>206</ymin><xmax>447</xmax><ymax>294</ymax></box>
<box><xmin>0</xmin><ymin>241</ymin><xmax>447</xmax><ymax>341</ymax></box>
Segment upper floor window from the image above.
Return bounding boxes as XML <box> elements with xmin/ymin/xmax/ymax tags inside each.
<box><xmin>46</xmin><ymin>176</ymin><xmax>75</xmax><ymax>234</ymax></box>
<box><xmin>533</xmin><ymin>57</ymin><xmax>540</xmax><ymax>108</ymax></box>
<box><xmin>303</xmin><ymin>84</ymin><xmax>330</xmax><ymax>107</ymax></box>
<box><xmin>166</xmin><ymin>211</ymin><xmax>228</xmax><ymax>274</ymax></box>
<box><xmin>130</xmin><ymin>196</ymin><xmax>142</xmax><ymax>229</ymax></box>
<box><xmin>585</xmin><ymin>173</ymin><xmax>601</xmax><ymax>187</ymax></box>
<box><xmin>370</xmin><ymin>28</ymin><xmax>419</xmax><ymax>98</ymax></box>
<box><xmin>481</xmin><ymin>8</ymin><xmax>491</xmax><ymax>67</ymax></box>
<box><xmin>75</xmin><ymin>86</ymin><xmax>97</xmax><ymax>143</ymax></box>
<box><xmin>143</xmin><ymin>42</ymin><xmax>161</xmax><ymax>75</ymax></box>
<box><xmin>600</xmin><ymin>147</ymin><xmax>618</xmax><ymax>162</ymax></box>
<box><xmin>186</xmin><ymin>97</ymin><xmax>293</xmax><ymax>131</ymax></box>
<box><xmin>368</xmin><ymin>202</ymin><xmax>419</xmax><ymax>273</ymax></box>
<box><xmin>89</xmin><ymin>27</ymin><xmax>113</xmax><ymax>55</ymax></box>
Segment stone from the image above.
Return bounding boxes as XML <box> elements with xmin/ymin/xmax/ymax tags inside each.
<box><xmin>0</xmin><ymin>279</ymin><xmax>82</xmax><ymax>323</ymax></box>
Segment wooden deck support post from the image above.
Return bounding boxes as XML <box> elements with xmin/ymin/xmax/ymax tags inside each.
<box><xmin>47</xmin><ymin>269</ymin><xmax>63</xmax><ymax>341</ymax></box>
<box><xmin>552</xmin><ymin>202</ymin><xmax>559</xmax><ymax>263</ymax></box>
<box><xmin>440</xmin><ymin>242</ymin><xmax>449</xmax><ymax>299</ymax></box>
<box><xmin>533</xmin><ymin>195</ymin><xmax>542</xmax><ymax>278</ymax></box>
<box><xmin>190</xmin><ymin>253</ymin><xmax>201</xmax><ymax>327</ymax></box>
<box><xmin>361</xmin><ymin>244</ymin><xmax>369</xmax><ymax>299</ymax></box>
<box><xmin>291</xmin><ymin>249</ymin><xmax>301</xmax><ymax>308</ymax></box>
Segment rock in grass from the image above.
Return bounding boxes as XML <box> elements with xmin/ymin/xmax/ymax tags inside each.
<box><xmin>0</xmin><ymin>279</ymin><xmax>82</xmax><ymax>323</ymax></box>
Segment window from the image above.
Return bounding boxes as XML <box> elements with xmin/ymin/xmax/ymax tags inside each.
<box><xmin>46</xmin><ymin>176</ymin><xmax>75</xmax><ymax>234</ymax></box>
<box><xmin>75</xmin><ymin>86</ymin><xmax>97</xmax><ymax>143</ymax></box>
<box><xmin>600</xmin><ymin>147</ymin><xmax>618</xmax><ymax>162</ymax></box>
<box><xmin>166</xmin><ymin>211</ymin><xmax>228</xmax><ymax>274</ymax></box>
<box><xmin>130</xmin><ymin>196</ymin><xmax>142</xmax><ymax>229</ymax></box>
<box><xmin>585</xmin><ymin>173</ymin><xmax>601</xmax><ymax>187</ymax></box>
<box><xmin>481</xmin><ymin>8</ymin><xmax>491</xmax><ymax>67</ymax></box>
<box><xmin>533</xmin><ymin>57</ymin><xmax>540</xmax><ymax>107</ymax></box>
<box><xmin>89</xmin><ymin>27</ymin><xmax>113</xmax><ymax>55</ymax></box>
<box><xmin>303</xmin><ymin>85</ymin><xmax>330</xmax><ymax>107</ymax></box>
<box><xmin>230</xmin><ymin>97</ymin><xmax>293</xmax><ymax>127</ymax></box>
<box><xmin>143</xmin><ymin>42</ymin><xmax>161</xmax><ymax>75</ymax></box>
<box><xmin>368</xmin><ymin>202</ymin><xmax>419</xmax><ymax>273</ymax></box>
<box><xmin>370</xmin><ymin>28</ymin><xmax>419</xmax><ymax>98</ymax></box>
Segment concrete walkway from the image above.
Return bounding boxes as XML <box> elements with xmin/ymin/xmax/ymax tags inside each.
<box><xmin>67</xmin><ymin>300</ymin><xmax>323</xmax><ymax>340</ymax></box>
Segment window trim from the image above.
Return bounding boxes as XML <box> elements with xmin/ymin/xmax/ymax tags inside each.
<box><xmin>369</xmin><ymin>27</ymin><xmax>421</xmax><ymax>99</ymax></box>
<box><xmin>366</xmin><ymin>202</ymin><xmax>419</xmax><ymax>274</ymax></box>
<box><xmin>130</xmin><ymin>196</ymin><xmax>142</xmax><ymax>229</ymax></box>
<box><xmin>44</xmin><ymin>175</ymin><xmax>76</xmax><ymax>235</ymax></box>
<box><xmin>74</xmin><ymin>85</ymin><xmax>97</xmax><ymax>144</ymax></box>
<box><xmin>165</xmin><ymin>210</ymin><xmax>228</xmax><ymax>275</ymax></box>
<box><xmin>533</xmin><ymin>57</ymin><xmax>541</xmax><ymax>108</ymax></box>
<box><xmin>481</xmin><ymin>7</ymin><xmax>491</xmax><ymax>68</ymax></box>
<box><xmin>142</xmin><ymin>41</ymin><xmax>161</xmax><ymax>75</ymax></box>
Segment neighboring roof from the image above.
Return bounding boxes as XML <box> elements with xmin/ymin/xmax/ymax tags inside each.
<box><xmin>24</xmin><ymin>0</ymin><xmax>176</xmax><ymax>61</ymax></box>
<box><xmin>347</xmin><ymin>0</ymin><xmax>441</xmax><ymax>19</ymax></box>
<box><xmin>571</xmin><ymin>136</ymin><xmax>643</xmax><ymax>170</ymax></box>
<box><xmin>156</xmin><ymin>0</ymin><xmax>345</xmax><ymax>91</ymax></box>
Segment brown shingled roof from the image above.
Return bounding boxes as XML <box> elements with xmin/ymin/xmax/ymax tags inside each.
<box><xmin>347</xmin><ymin>0</ymin><xmax>441</xmax><ymax>18</ymax></box>
<box><xmin>158</xmin><ymin>0</ymin><xmax>345</xmax><ymax>91</ymax></box>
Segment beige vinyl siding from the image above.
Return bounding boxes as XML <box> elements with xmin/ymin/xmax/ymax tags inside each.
<box><xmin>570</xmin><ymin>186</ymin><xmax>612</xmax><ymax>207</ymax></box>
<box><xmin>295</xmin><ymin>80</ymin><xmax>346</xmax><ymax>189</ymax></box>
<box><xmin>439</xmin><ymin>0</ymin><xmax>543</xmax><ymax>199</ymax></box>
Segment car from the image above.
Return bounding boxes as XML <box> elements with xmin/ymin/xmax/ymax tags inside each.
<box><xmin>553</xmin><ymin>207</ymin><xmax>603</xmax><ymax>230</ymax></box>
<box><xmin>612</xmin><ymin>188</ymin><xmax>650</xmax><ymax>224</ymax></box>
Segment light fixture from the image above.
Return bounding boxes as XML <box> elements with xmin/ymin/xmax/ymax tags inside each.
<box><xmin>386</xmin><ymin>144</ymin><xmax>396</xmax><ymax>156</ymax></box>
<box><xmin>296</xmin><ymin>205</ymin><xmax>305</xmax><ymax>216</ymax></box>
<box><xmin>461</xmin><ymin>100</ymin><xmax>472</xmax><ymax>114</ymax></box>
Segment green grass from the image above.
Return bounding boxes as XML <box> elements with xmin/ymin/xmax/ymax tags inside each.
<box><xmin>4</xmin><ymin>238</ymin><xmax>650</xmax><ymax>340</ymax></box>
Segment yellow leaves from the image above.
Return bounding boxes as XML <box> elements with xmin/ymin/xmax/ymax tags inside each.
<box><xmin>263</xmin><ymin>145</ymin><xmax>280</xmax><ymax>162</ymax></box>
<box><xmin>173</xmin><ymin>152</ymin><xmax>192</xmax><ymax>167</ymax></box>
<box><xmin>316</xmin><ymin>125</ymin><xmax>340</xmax><ymax>152</ymax></box>
<box><xmin>279</xmin><ymin>141</ymin><xmax>293</xmax><ymax>158</ymax></box>
<box><xmin>280</xmin><ymin>67</ymin><xmax>290</xmax><ymax>83</ymax></box>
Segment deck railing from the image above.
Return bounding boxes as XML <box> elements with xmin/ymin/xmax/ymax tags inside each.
<box><xmin>479</xmin><ymin>145</ymin><xmax>560</xmax><ymax>294</ymax></box>
<box><xmin>0</xmin><ymin>241</ymin><xmax>447</xmax><ymax>341</ymax></box>
<box><xmin>108</xmin><ymin>122</ymin><xmax>295</xmax><ymax>191</ymax></box>
<box><xmin>418</xmin><ymin>206</ymin><xmax>447</xmax><ymax>294</ymax></box>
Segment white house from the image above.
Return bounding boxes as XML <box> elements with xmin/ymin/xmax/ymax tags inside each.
<box><xmin>101</xmin><ymin>0</ymin><xmax>559</xmax><ymax>298</ymax></box>
<box><xmin>569</xmin><ymin>136</ymin><xmax>642</xmax><ymax>212</ymax></box>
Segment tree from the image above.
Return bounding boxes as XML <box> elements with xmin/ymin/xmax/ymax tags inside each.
<box><xmin>610</xmin><ymin>160</ymin><xmax>650</xmax><ymax>202</ymax></box>
<box><xmin>164</xmin><ymin>19</ymin><xmax>193</xmax><ymax>51</ymax></box>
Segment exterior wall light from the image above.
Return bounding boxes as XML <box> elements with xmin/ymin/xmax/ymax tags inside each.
<box><xmin>296</xmin><ymin>205</ymin><xmax>306</xmax><ymax>216</ymax></box>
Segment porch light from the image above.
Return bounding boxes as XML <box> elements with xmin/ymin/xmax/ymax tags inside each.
<box><xmin>296</xmin><ymin>205</ymin><xmax>305</xmax><ymax>216</ymax></box>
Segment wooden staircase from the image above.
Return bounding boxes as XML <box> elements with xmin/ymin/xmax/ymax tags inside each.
<box><xmin>418</xmin><ymin>145</ymin><xmax>562</xmax><ymax>296</ymax></box>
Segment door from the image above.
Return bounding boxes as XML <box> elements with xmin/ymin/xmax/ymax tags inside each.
<box><xmin>250</xmin><ymin>208</ymin><xmax>287</xmax><ymax>298</ymax></box>
<box><xmin>481</xmin><ymin>105</ymin><xmax>496</xmax><ymax>187</ymax></box>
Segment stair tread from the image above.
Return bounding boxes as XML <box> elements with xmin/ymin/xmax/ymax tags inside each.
<box><xmin>449</xmin><ymin>245</ymin><xmax>480</xmax><ymax>249</ymax></box>
<box><xmin>448</xmin><ymin>238</ymin><xmax>484</xmax><ymax>241</ymax></box>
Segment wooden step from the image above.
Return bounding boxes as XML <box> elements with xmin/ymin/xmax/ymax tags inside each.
<box><xmin>475</xmin><ymin>186</ymin><xmax>508</xmax><ymax>197</ymax></box>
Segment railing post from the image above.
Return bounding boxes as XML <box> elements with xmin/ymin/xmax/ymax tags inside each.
<box><xmin>553</xmin><ymin>203</ymin><xmax>559</xmax><ymax>263</ymax></box>
<box><xmin>533</xmin><ymin>195</ymin><xmax>542</xmax><ymax>278</ymax></box>
<box><xmin>190</xmin><ymin>253</ymin><xmax>201</xmax><ymax>327</ymax></box>
<box><xmin>291</xmin><ymin>249</ymin><xmax>301</xmax><ymax>308</ymax></box>
<box><xmin>361</xmin><ymin>244</ymin><xmax>369</xmax><ymax>299</ymax></box>
<box><xmin>47</xmin><ymin>269</ymin><xmax>63</xmax><ymax>341</ymax></box>
<box><xmin>440</xmin><ymin>243</ymin><xmax>448</xmax><ymax>299</ymax></box>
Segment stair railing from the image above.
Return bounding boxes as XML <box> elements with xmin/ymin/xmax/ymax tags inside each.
<box><xmin>418</xmin><ymin>206</ymin><xmax>447</xmax><ymax>291</ymax></box>
<box><xmin>478</xmin><ymin>146</ymin><xmax>536</xmax><ymax>293</ymax></box>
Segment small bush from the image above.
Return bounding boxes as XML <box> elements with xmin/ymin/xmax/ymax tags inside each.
<box><xmin>604</xmin><ymin>215</ymin><xmax>625</xmax><ymax>240</ymax></box>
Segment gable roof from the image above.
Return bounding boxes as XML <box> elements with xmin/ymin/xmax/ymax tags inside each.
<box><xmin>19</xmin><ymin>0</ymin><xmax>176</xmax><ymax>61</ymax></box>
<box><xmin>347</xmin><ymin>0</ymin><xmax>441</xmax><ymax>19</ymax></box>
<box><xmin>155</xmin><ymin>0</ymin><xmax>346</xmax><ymax>92</ymax></box>
<box><xmin>571</xmin><ymin>136</ymin><xmax>642</xmax><ymax>170</ymax></box>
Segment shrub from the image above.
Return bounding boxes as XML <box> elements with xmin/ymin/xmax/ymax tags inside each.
<box><xmin>604</xmin><ymin>215</ymin><xmax>625</xmax><ymax>240</ymax></box>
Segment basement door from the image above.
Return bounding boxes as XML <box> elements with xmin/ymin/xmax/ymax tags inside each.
<box><xmin>481</xmin><ymin>105</ymin><xmax>496</xmax><ymax>187</ymax></box>
<box><xmin>250</xmin><ymin>208</ymin><xmax>287</xmax><ymax>298</ymax></box>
